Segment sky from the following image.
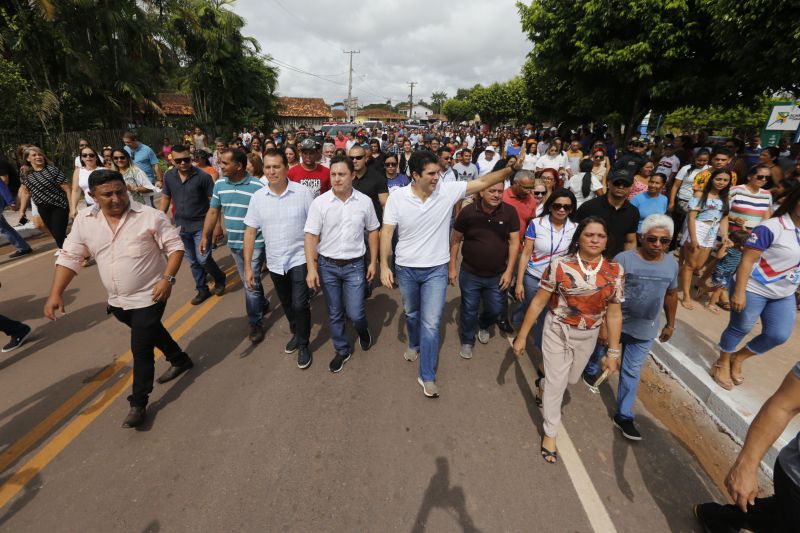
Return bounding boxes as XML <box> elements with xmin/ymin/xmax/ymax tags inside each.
<box><xmin>236</xmin><ymin>0</ymin><xmax>532</xmax><ymax>107</ymax></box>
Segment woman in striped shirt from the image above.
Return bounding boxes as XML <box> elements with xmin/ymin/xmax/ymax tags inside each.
<box><xmin>728</xmin><ymin>164</ymin><xmax>773</xmax><ymax>232</ymax></box>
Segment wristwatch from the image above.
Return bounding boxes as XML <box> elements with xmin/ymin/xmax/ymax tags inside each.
<box><xmin>162</xmin><ymin>275</ymin><xmax>176</xmax><ymax>285</ymax></box>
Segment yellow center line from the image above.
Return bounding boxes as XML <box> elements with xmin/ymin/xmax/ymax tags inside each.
<box><xmin>0</xmin><ymin>274</ymin><xmax>242</xmax><ymax>508</ymax></box>
<box><xmin>0</xmin><ymin>265</ymin><xmax>237</xmax><ymax>476</ymax></box>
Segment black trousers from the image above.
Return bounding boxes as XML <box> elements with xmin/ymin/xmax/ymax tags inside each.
<box><xmin>699</xmin><ymin>458</ymin><xmax>800</xmax><ymax>532</ymax></box>
<box><xmin>669</xmin><ymin>199</ymin><xmax>688</xmax><ymax>251</ymax></box>
<box><xmin>108</xmin><ymin>302</ymin><xmax>187</xmax><ymax>407</ymax></box>
<box><xmin>269</xmin><ymin>264</ymin><xmax>311</xmax><ymax>347</ymax></box>
<box><xmin>37</xmin><ymin>204</ymin><xmax>69</xmax><ymax>249</ymax></box>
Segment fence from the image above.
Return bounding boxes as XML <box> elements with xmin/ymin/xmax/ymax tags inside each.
<box><xmin>0</xmin><ymin>127</ymin><xmax>183</xmax><ymax>172</ymax></box>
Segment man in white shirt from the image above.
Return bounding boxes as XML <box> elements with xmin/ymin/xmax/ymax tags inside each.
<box><xmin>304</xmin><ymin>155</ymin><xmax>380</xmax><ymax>373</ymax></box>
<box><xmin>656</xmin><ymin>143</ymin><xmax>681</xmax><ymax>181</ymax></box>
<box><xmin>243</xmin><ymin>149</ymin><xmax>315</xmax><ymax>369</ymax></box>
<box><xmin>465</xmin><ymin>132</ymin><xmax>476</xmax><ymax>150</ymax></box>
<box><xmin>476</xmin><ymin>144</ymin><xmax>498</xmax><ymax>177</ymax></box>
<box><xmin>380</xmin><ymin>151</ymin><xmax>519</xmax><ymax>398</ymax></box>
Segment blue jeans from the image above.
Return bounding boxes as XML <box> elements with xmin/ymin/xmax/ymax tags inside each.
<box><xmin>511</xmin><ymin>272</ymin><xmax>548</xmax><ymax>349</ymax></box>
<box><xmin>585</xmin><ymin>333</ymin><xmax>654</xmax><ymax>420</ymax></box>
<box><xmin>458</xmin><ymin>269</ymin><xmax>504</xmax><ymax>346</ymax></box>
<box><xmin>319</xmin><ymin>256</ymin><xmax>369</xmax><ymax>355</ymax></box>
<box><xmin>719</xmin><ymin>290</ymin><xmax>796</xmax><ymax>354</ymax></box>
<box><xmin>230</xmin><ymin>247</ymin><xmax>266</xmax><ymax>326</ymax></box>
<box><xmin>0</xmin><ymin>212</ymin><xmax>32</xmax><ymax>252</ymax></box>
<box><xmin>180</xmin><ymin>229</ymin><xmax>225</xmax><ymax>293</ymax></box>
<box><xmin>396</xmin><ymin>263</ymin><xmax>449</xmax><ymax>382</ymax></box>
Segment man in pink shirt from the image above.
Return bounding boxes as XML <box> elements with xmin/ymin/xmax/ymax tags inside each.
<box><xmin>44</xmin><ymin>169</ymin><xmax>190</xmax><ymax>429</ymax></box>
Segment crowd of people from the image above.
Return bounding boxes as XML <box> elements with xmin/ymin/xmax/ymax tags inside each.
<box><xmin>1</xmin><ymin>120</ymin><xmax>799</xmax><ymax>531</ymax></box>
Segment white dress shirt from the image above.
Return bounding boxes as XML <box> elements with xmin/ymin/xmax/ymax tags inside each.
<box><xmin>304</xmin><ymin>189</ymin><xmax>380</xmax><ymax>260</ymax></box>
<box><xmin>244</xmin><ymin>180</ymin><xmax>313</xmax><ymax>275</ymax></box>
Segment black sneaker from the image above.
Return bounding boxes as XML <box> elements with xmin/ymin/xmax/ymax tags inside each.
<box><xmin>496</xmin><ymin>319</ymin><xmax>514</xmax><ymax>334</ymax></box>
<box><xmin>297</xmin><ymin>346</ymin><xmax>312</xmax><ymax>369</ymax></box>
<box><xmin>582</xmin><ymin>370</ymin><xmax>600</xmax><ymax>388</ymax></box>
<box><xmin>692</xmin><ymin>503</ymin><xmax>741</xmax><ymax>533</ymax></box>
<box><xmin>359</xmin><ymin>329</ymin><xmax>372</xmax><ymax>351</ymax></box>
<box><xmin>284</xmin><ymin>335</ymin><xmax>299</xmax><ymax>354</ymax></box>
<box><xmin>191</xmin><ymin>290</ymin><xmax>211</xmax><ymax>305</ymax></box>
<box><xmin>248</xmin><ymin>324</ymin><xmax>264</xmax><ymax>343</ymax></box>
<box><xmin>212</xmin><ymin>276</ymin><xmax>227</xmax><ymax>296</ymax></box>
<box><xmin>9</xmin><ymin>248</ymin><xmax>33</xmax><ymax>259</ymax></box>
<box><xmin>613</xmin><ymin>415</ymin><xmax>642</xmax><ymax>441</ymax></box>
<box><xmin>329</xmin><ymin>352</ymin><xmax>351</xmax><ymax>373</ymax></box>
<box><xmin>263</xmin><ymin>299</ymin><xmax>271</xmax><ymax>313</ymax></box>
<box><xmin>2</xmin><ymin>325</ymin><xmax>32</xmax><ymax>352</ymax></box>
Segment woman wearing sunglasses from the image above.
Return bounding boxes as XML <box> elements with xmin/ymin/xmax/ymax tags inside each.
<box><xmin>513</xmin><ymin>216</ymin><xmax>623</xmax><ymax>463</ymax></box>
<box><xmin>69</xmin><ymin>147</ymin><xmax>101</xmax><ymax>220</ymax></box>
<box><xmin>111</xmin><ymin>148</ymin><xmax>155</xmax><ymax>205</ymax></box>
<box><xmin>513</xmin><ymin>190</ymin><xmax>578</xmax><ymax>341</ymax></box>
<box><xmin>727</xmin><ymin>164</ymin><xmax>773</xmax><ymax>233</ymax></box>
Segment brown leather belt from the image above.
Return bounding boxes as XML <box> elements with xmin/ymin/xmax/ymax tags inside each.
<box><xmin>320</xmin><ymin>255</ymin><xmax>362</xmax><ymax>266</ymax></box>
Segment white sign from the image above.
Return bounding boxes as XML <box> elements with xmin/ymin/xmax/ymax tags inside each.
<box><xmin>765</xmin><ymin>103</ymin><xmax>800</xmax><ymax>131</ymax></box>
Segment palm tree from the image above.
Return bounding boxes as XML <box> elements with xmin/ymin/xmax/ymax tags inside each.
<box><xmin>431</xmin><ymin>91</ymin><xmax>448</xmax><ymax>114</ymax></box>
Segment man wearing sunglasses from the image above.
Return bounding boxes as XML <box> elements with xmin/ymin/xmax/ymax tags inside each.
<box><xmin>583</xmin><ymin>214</ymin><xmax>679</xmax><ymax>440</ymax></box>
<box><xmin>160</xmin><ymin>145</ymin><xmax>226</xmax><ymax>305</ymax></box>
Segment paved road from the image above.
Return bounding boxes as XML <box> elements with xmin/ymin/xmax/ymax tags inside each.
<box><xmin>0</xmin><ymin>240</ymin><xmax>722</xmax><ymax>532</ymax></box>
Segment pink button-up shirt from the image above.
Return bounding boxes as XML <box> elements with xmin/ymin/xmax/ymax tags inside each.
<box><xmin>57</xmin><ymin>201</ymin><xmax>184</xmax><ymax>310</ymax></box>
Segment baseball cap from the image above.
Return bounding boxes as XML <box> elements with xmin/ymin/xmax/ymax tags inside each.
<box><xmin>484</xmin><ymin>145</ymin><xmax>496</xmax><ymax>152</ymax></box>
<box><xmin>298</xmin><ymin>138</ymin><xmax>318</xmax><ymax>151</ymax></box>
<box><xmin>609</xmin><ymin>168</ymin><xmax>634</xmax><ymax>186</ymax></box>
<box><xmin>664</xmin><ymin>143</ymin><xmax>674</xmax><ymax>148</ymax></box>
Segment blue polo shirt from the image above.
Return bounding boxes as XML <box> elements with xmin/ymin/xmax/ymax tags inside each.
<box><xmin>124</xmin><ymin>143</ymin><xmax>159</xmax><ymax>183</ymax></box>
<box><xmin>210</xmin><ymin>175</ymin><xmax>265</xmax><ymax>249</ymax></box>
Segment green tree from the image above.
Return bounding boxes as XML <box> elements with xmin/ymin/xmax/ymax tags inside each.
<box><xmin>431</xmin><ymin>91</ymin><xmax>448</xmax><ymax>114</ymax></box>
<box><xmin>442</xmin><ymin>99</ymin><xmax>475</xmax><ymax>123</ymax></box>
<box><xmin>664</xmin><ymin>96</ymin><xmax>773</xmax><ymax>135</ymax></box>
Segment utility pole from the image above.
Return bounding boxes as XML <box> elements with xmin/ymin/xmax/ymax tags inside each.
<box><xmin>343</xmin><ymin>50</ymin><xmax>360</xmax><ymax>122</ymax></box>
<box><xmin>407</xmin><ymin>81</ymin><xmax>416</xmax><ymax>121</ymax></box>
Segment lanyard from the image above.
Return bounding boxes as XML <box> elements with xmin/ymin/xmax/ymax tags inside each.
<box><xmin>549</xmin><ymin>216</ymin><xmax>566</xmax><ymax>270</ymax></box>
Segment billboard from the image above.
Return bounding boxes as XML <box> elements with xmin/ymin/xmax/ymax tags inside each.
<box><xmin>764</xmin><ymin>102</ymin><xmax>800</xmax><ymax>131</ymax></box>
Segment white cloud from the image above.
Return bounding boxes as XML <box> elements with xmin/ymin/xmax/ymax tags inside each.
<box><xmin>235</xmin><ymin>0</ymin><xmax>531</xmax><ymax>106</ymax></box>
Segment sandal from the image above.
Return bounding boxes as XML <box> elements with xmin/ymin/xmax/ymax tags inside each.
<box><xmin>541</xmin><ymin>440</ymin><xmax>558</xmax><ymax>465</ymax></box>
<box><xmin>534</xmin><ymin>377</ymin><xmax>543</xmax><ymax>408</ymax></box>
<box><xmin>709</xmin><ymin>361</ymin><xmax>733</xmax><ymax>390</ymax></box>
<box><xmin>704</xmin><ymin>303</ymin><xmax>720</xmax><ymax>315</ymax></box>
<box><xmin>718</xmin><ymin>302</ymin><xmax>731</xmax><ymax>311</ymax></box>
<box><xmin>730</xmin><ymin>355</ymin><xmax>744</xmax><ymax>386</ymax></box>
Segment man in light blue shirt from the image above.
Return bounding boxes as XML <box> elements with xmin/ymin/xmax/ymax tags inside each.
<box><xmin>243</xmin><ymin>148</ymin><xmax>314</xmax><ymax>368</ymax></box>
<box><xmin>123</xmin><ymin>131</ymin><xmax>162</xmax><ymax>186</ymax></box>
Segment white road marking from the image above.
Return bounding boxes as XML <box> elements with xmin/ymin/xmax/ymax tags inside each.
<box><xmin>506</xmin><ymin>336</ymin><xmax>618</xmax><ymax>533</ymax></box>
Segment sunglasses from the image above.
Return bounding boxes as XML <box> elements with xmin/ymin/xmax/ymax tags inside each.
<box><xmin>385</xmin><ymin>162</ymin><xmax>397</xmax><ymax>167</ymax></box>
<box><xmin>533</xmin><ymin>191</ymin><xmax>546</xmax><ymax>196</ymax></box>
<box><xmin>81</xmin><ymin>153</ymin><xmax>97</xmax><ymax>158</ymax></box>
<box><xmin>612</xmin><ymin>180</ymin><xmax>631</xmax><ymax>187</ymax></box>
<box><xmin>349</xmin><ymin>155</ymin><xmax>365</xmax><ymax>161</ymax></box>
<box><xmin>173</xmin><ymin>157</ymin><xmax>192</xmax><ymax>164</ymax></box>
<box><xmin>593</xmin><ymin>155</ymin><xmax>603</xmax><ymax>159</ymax></box>
<box><xmin>112</xmin><ymin>156</ymin><xmax>128</xmax><ymax>161</ymax></box>
<box><xmin>79</xmin><ymin>144</ymin><xmax>88</xmax><ymax>148</ymax></box>
<box><xmin>644</xmin><ymin>236</ymin><xmax>671</xmax><ymax>245</ymax></box>
<box><xmin>551</xmin><ymin>203</ymin><xmax>573</xmax><ymax>212</ymax></box>
<box><xmin>754</xmin><ymin>175</ymin><xmax>769</xmax><ymax>180</ymax></box>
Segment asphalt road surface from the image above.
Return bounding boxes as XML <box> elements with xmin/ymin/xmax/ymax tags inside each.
<box><xmin>0</xmin><ymin>238</ymin><xmax>722</xmax><ymax>532</ymax></box>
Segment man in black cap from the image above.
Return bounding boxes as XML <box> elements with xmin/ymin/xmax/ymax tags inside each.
<box><xmin>613</xmin><ymin>136</ymin><xmax>648</xmax><ymax>175</ymax></box>
<box><xmin>574</xmin><ymin>168</ymin><xmax>640</xmax><ymax>258</ymax></box>
<box><xmin>288</xmin><ymin>138</ymin><xmax>330</xmax><ymax>198</ymax></box>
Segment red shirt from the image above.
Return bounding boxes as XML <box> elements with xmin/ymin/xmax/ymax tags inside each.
<box><xmin>502</xmin><ymin>187</ymin><xmax>538</xmax><ymax>239</ymax></box>
<box><xmin>287</xmin><ymin>164</ymin><xmax>331</xmax><ymax>198</ymax></box>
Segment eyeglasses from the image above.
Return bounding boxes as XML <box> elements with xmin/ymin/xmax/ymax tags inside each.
<box><xmin>173</xmin><ymin>157</ymin><xmax>192</xmax><ymax>164</ymax></box>
<box><xmin>551</xmin><ymin>203</ymin><xmax>573</xmax><ymax>212</ymax></box>
<box><xmin>81</xmin><ymin>153</ymin><xmax>97</xmax><ymax>158</ymax></box>
<box><xmin>644</xmin><ymin>236</ymin><xmax>671</xmax><ymax>245</ymax></box>
<box><xmin>385</xmin><ymin>162</ymin><xmax>398</xmax><ymax>167</ymax></box>
<box><xmin>349</xmin><ymin>155</ymin><xmax>365</xmax><ymax>161</ymax></box>
<box><xmin>533</xmin><ymin>191</ymin><xmax>546</xmax><ymax>197</ymax></box>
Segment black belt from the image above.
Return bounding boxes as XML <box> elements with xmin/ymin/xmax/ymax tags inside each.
<box><xmin>320</xmin><ymin>255</ymin><xmax>362</xmax><ymax>266</ymax></box>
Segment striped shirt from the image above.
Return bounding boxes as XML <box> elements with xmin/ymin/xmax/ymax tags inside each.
<box><xmin>728</xmin><ymin>184</ymin><xmax>771</xmax><ymax>229</ymax></box>
<box><xmin>210</xmin><ymin>174</ymin><xmax>265</xmax><ymax>249</ymax></box>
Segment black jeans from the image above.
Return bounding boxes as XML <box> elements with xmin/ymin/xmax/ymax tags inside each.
<box><xmin>108</xmin><ymin>302</ymin><xmax>188</xmax><ymax>408</ymax></box>
<box><xmin>699</xmin><ymin>458</ymin><xmax>800</xmax><ymax>532</ymax></box>
<box><xmin>37</xmin><ymin>204</ymin><xmax>69</xmax><ymax>249</ymax></box>
<box><xmin>669</xmin><ymin>199</ymin><xmax>688</xmax><ymax>251</ymax></box>
<box><xmin>269</xmin><ymin>264</ymin><xmax>311</xmax><ymax>347</ymax></box>
<box><xmin>0</xmin><ymin>314</ymin><xmax>27</xmax><ymax>337</ymax></box>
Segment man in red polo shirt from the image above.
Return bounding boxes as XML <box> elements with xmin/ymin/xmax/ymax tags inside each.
<box><xmin>288</xmin><ymin>138</ymin><xmax>331</xmax><ymax>198</ymax></box>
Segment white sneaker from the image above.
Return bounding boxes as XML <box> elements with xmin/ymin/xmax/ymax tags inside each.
<box><xmin>477</xmin><ymin>329</ymin><xmax>490</xmax><ymax>344</ymax></box>
<box><xmin>53</xmin><ymin>249</ymin><xmax>61</xmax><ymax>257</ymax></box>
<box><xmin>417</xmin><ymin>377</ymin><xmax>439</xmax><ymax>398</ymax></box>
<box><xmin>459</xmin><ymin>344</ymin><xmax>473</xmax><ymax>359</ymax></box>
<box><xmin>403</xmin><ymin>347</ymin><xmax>419</xmax><ymax>362</ymax></box>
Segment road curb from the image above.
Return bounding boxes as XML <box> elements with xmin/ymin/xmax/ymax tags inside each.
<box><xmin>649</xmin><ymin>340</ymin><xmax>788</xmax><ymax>478</ymax></box>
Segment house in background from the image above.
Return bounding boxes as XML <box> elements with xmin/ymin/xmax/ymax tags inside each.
<box><xmin>276</xmin><ymin>97</ymin><xmax>332</xmax><ymax>128</ymax></box>
<box><xmin>331</xmin><ymin>109</ymin><xmax>348</xmax><ymax>121</ymax></box>
<box><xmin>355</xmin><ymin>109</ymin><xmax>406</xmax><ymax>124</ymax></box>
<box><xmin>397</xmin><ymin>103</ymin><xmax>435</xmax><ymax>122</ymax></box>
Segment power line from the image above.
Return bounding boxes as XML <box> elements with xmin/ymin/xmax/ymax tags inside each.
<box><xmin>264</xmin><ymin>57</ymin><xmax>348</xmax><ymax>87</ymax></box>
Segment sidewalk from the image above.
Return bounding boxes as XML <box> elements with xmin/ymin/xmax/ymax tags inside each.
<box><xmin>650</xmin><ymin>297</ymin><xmax>800</xmax><ymax>476</ymax></box>
<box><xmin>0</xmin><ymin>207</ymin><xmax>42</xmax><ymax>247</ymax></box>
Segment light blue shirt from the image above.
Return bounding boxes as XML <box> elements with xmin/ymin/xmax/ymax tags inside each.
<box><xmin>243</xmin><ymin>180</ymin><xmax>313</xmax><ymax>275</ymax></box>
<box><xmin>124</xmin><ymin>143</ymin><xmax>159</xmax><ymax>184</ymax></box>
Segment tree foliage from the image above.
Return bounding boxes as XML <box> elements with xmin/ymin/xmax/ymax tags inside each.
<box><xmin>663</xmin><ymin>97</ymin><xmax>773</xmax><ymax>135</ymax></box>
<box><xmin>442</xmin><ymin>99</ymin><xmax>475</xmax><ymax>123</ymax></box>
<box><xmin>0</xmin><ymin>0</ymin><xmax>278</xmax><ymax>133</ymax></box>
<box><xmin>443</xmin><ymin>78</ymin><xmax>529</xmax><ymax>126</ymax></box>
<box><xmin>430</xmin><ymin>91</ymin><xmax>448</xmax><ymax>114</ymax></box>
<box><xmin>516</xmin><ymin>0</ymin><xmax>800</xmax><ymax>140</ymax></box>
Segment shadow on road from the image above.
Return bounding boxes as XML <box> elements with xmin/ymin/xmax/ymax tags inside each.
<box><xmin>0</xmin><ymin>468</ymin><xmax>43</xmax><ymax>528</ymax></box>
<box><xmin>412</xmin><ymin>456</ymin><xmax>482</xmax><ymax>533</ymax></box>
<box><xmin>596</xmin><ymin>381</ymin><xmax>717</xmax><ymax>532</ymax></box>
<box><xmin>0</xmin><ymin>288</ymin><xmax>80</xmax><ymax>324</ymax></box>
